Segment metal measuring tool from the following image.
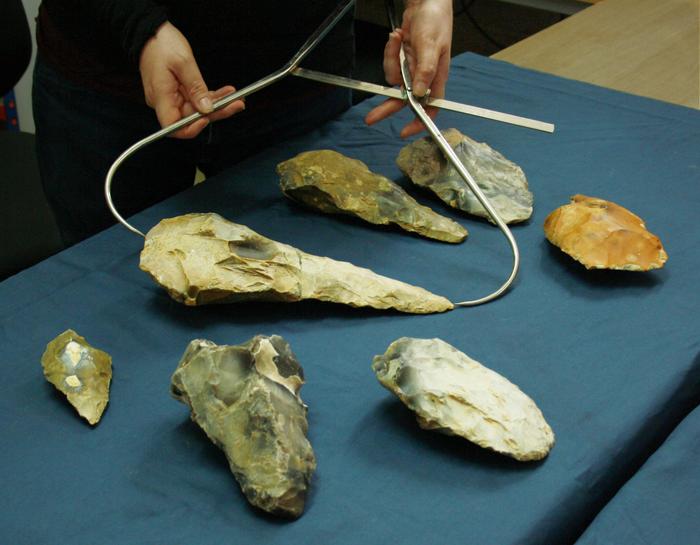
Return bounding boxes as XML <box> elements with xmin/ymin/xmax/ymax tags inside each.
<box><xmin>383</xmin><ymin>0</ymin><xmax>525</xmax><ymax>306</ymax></box>
<box><xmin>104</xmin><ymin>0</ymin><xmax>554</xmax><ymax>306</ymax></box>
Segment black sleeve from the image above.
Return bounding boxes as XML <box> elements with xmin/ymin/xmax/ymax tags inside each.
<box><xmin>0</xmin><ymin>0</ymin><xmax>32</xmax><ymax>95</ymax></box>
<box><xmin>45</xmin><ymin>0</ymin><xmax>169</xmax><ymax>65</ymax></box>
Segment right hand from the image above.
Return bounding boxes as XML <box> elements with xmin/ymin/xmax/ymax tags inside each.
<box><xmin>364</xmin><ymin>0</ymin><xmax>453</xmax><ymax>138</ymax></box>
<box><xmin>139</xmin><ymin>22</ymin><xmax>245</xmax><ymax>139</ymax></box>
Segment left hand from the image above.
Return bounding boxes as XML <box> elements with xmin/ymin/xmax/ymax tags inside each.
<box><xmin>364</xmin><ymin>0</ymin><xmax>453</xmax><ymax>138</ymax></box>
<box><xmin>139</xmin><ymin>22</ymin><xmax>245</xmax><ymax>139</ymax></box>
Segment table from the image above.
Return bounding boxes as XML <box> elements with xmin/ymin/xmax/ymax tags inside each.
<box><xmin>2</xmin><ymin>52</ymin><xmax>699</xmax><ymax>545</ymax></box>
<box><xmin>494</xmin><ymin>0</ymin><xmax>700</xmax><ymax>109</ymax></box>
<box><xmin>577</xmin><ymin>404</ymin><xmax>700</xmax><ymax>545</ymax></box>
<box><xmin>497</xmin><ymin>0</ymin><xmax>601</xmax><ymax>16</ymax></box>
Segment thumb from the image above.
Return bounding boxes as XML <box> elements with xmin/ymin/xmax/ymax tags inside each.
<box><xmin>412</xmin><ymin>45</ymin><xmax>439</xmax><ymax>98</ymax></box>
<box><xmin>174</xmin><ymin>55</ymin><xmax>213</xmax><ymax>113</ymax></box>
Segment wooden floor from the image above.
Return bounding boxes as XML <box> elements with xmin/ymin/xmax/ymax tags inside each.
<box><xmin>493</xmin><ymin>0</ymin><xmax>700</xmax><ymax>109</ymax></box>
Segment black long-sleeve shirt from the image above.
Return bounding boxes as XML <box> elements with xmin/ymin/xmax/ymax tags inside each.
<box><xmin>1</xmin><ymin>0</ymin><xmax>32</xmax><ymax>95</ymax></box>
<box><xmin>38</xmin><ymin>0</ymin><xmax>354</xmax><ymax>105</ymax></box>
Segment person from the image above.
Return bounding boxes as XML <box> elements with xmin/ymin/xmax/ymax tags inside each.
<box><xmin>0</xmin><ymin>0</ymin><xmax>32</xmax><ymax>97</ymax></box>
<box><xmin>33</xmin><ymin>0</ymin><xmax>453</xmax><ymax>247</ymax></box>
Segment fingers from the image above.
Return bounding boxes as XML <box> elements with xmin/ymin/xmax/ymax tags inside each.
<box><xmin>368</xmin><ymin>28</ymin><xmax>411</xmax><ymax>127</ymax></box>
<box><xmin>399</xmin><ymin>106</ymin><xmax>438</xmax><ymax>139</ymax></box>
<box><xmin>172</xmin><ymin>114</ymin><xmax>209</xmax><ymax>139</ymax></box>
<box><xmin>150</xmin><ymin>86</ymin><xmax>204</xmax><ymax>139</ymax></box>
<box><xmin>206</xmin><ymin>86</ymin><xmax>246</xmax><ymax>122</ymax></box>
<box><xmin>370</xmin><ymin>13</ymin><xmax>451</xmax><ymax>135</ymax></box>
<box><xmin>172</xmin><ymin>53</ymin><xmax>213</xmax><ymax>114</ymax></box>
<box><xmin>364</xmin><ymin>97</ymin><xmax>437</xmax><ymax>139</ymax></box>
<box><xmin>178</xmin><ymin>85</ymin><xmax>246</xmax><ymax>123</ymax></box>
<box><xmin>155</xmin><ymin>86</ymin><xmax>208</xmax><ymax>139</ymax></box>
<box><xmin>164</xmin><ymin>86</ymin><xmax>244</xmax><ymax>139</ymax></box>
<box><xmin>383</xmin><ymin>30</ymin><xmax>404</xmax><ymax>86</ymax></box>
<box><xmin>412</xmin><ymin>41</ymin><xmax>440</xmax><ymax>98</ymax></box>
<box><xmin>401</xmin><ymin>40</ymin><xmax>451</xmax><ymax>138</ymax></box>
<box><xmin>364</xmin><ymin>97</ymin><xmax>405</xmax><ymax>126</ymax></box>
<box><xmin>427</xmin><ymin>38</ymin><xmax>451</xmax><ymax>101</ymax></box>
<box><xmin>140</xmin><ymin>23</ymin><xmax>245</xmax><ymax>139</ymax></box>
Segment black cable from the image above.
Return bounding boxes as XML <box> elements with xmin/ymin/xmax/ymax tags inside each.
<box><xmin>458</xmin><ymin>0</ymin><xmax>507</xmax><ymax>50</ymax></box>
<box><xmin>385</xmin><ymin>0</ymin><xmax>400</xmax><ymax>30</ymax></box>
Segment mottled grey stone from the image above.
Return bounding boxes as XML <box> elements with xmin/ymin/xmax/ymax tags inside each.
<box><xmin>373</xmin><ymin>337</ymin><xmax>554</xmax><ymax>461</ymax></box>
<box><xmin>171</xmin><ymin>335</ymin><xmax>315</xmax><ymax>518</ymax></box>
<box><xmin>397</xmin><ymin>129</ymin><xmax>533</xmax><ymax>224</ymax></box>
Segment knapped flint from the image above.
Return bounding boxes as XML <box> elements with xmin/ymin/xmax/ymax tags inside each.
<box><xmin>171</xmin><ymin>336</ymin><xmax>315</xmax><ymax>518</ymax></box>
<box><xmin>41</xmin><ymin>329</ymin><xmax>112</xmax><ymax>425</ymax></box>
<box><xmin>277</xmin><ymin>149</ymin><xmax>467</xmax><ymax>243</ymax></box>
<box><xmin>140</xmin><ymin>213</ymin><xmax>453</xmax><ymax>314</ymax></box>
<box><xmin>396</xmin><ymin>129</ymin><xmax>533</xmax><ymax>224</ymax></box>
<box><xmin>372</xmin><ymin>338</ymin><xmax>554</xmax><ymax>461</ymax></box>
<box><xmin>544</xmin><ymin>194</ymin><xmax>668</xmax><ymax>271</ymax></box>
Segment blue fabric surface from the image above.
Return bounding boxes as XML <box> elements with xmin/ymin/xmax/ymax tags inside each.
<box><xmin>576</xmin><ymin>405</ymin><xmax>700</xmax><ymax>545</ymax></box>
<box><xmin>2</xmin><ymin>53</ymin><xmax>699</xmax><ymax>545</ymax></box>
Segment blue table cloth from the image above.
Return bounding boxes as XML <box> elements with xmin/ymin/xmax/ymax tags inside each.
<box><xmin>2</xmin><ymin>53</ymin><xmax>699</xmax><ymax>545</ymax></box>
<box><xmin>576</xmin><ymin>404</ymin><xmax>700</xmax><ymax>545</ymax></box>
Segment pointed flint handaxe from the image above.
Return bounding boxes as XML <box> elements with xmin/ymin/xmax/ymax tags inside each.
<box><xmin>139</xmin><ymin>213</ymin><xmax>453</xmax><ymax>314</ymax></box>
<box><xmin>277</xmin><ymin>149</ymin><xmax>467</xmax><ymax>243</ymax></box>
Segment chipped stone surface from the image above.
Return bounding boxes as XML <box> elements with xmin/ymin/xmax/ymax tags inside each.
<box><xmin>397</xmin><ymin>128</ymin><xmax>533</xmax><ymax>224</ymax></box>
<box><xmin>41</xmin><ymin>329</ymin><xmax>112</xmax><ymax>425</ymax></box>
<box><xmin>277</xmin><ymin>150</ymin><xmax>467</xmax><ymax>243</ymax></box>
<box><xmin>544</xmin><ymin>194</ymin><xmax>668</xmax><ymax>271</ymax></box>
<box><xmin>372</xmin><ymin>338</ymin><xmax>554</xmax><ymax>461</ymax></box>
<box><xmin>171</xmin><ymin>336</ymin><xmax>315</xmax><ymax>518</ymax></box>
<box><xmin>140</xmin><ymin>213</ymin><xmax>453</xmax><ymax>314</ymax></box>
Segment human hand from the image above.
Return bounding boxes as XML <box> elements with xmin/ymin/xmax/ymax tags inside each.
<box><xmin>139</xmin><ymin>22</ymin><xmax>245</xmax><ymax>139</ymax></box>
<box><xmin>364</xmin><ymin>0</ymin><xmax>453</xmax><ymax>138</ymax></box>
